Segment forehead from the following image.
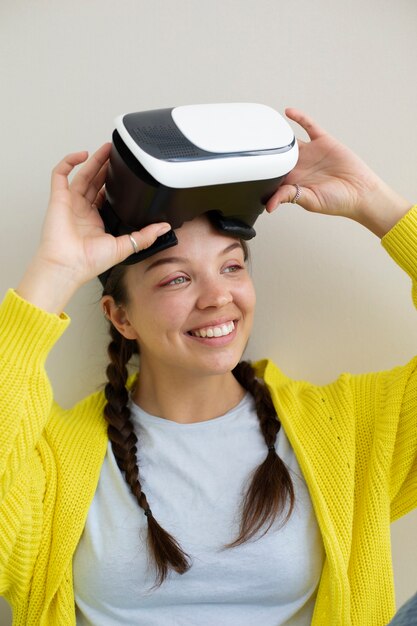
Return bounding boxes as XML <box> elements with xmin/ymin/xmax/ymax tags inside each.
<box><xmin>145</xmin><ymin>216</ymin><xmax>243</xmax><ymax>264</ymax></box>
<box><xmin>174</xmin><ymin>214</ymin><xmax>230</xmax><ymax>243</ymax></box>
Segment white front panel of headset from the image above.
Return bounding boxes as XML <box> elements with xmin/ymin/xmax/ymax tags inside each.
<box><xmin>171</xmin><ymin>103</ymin><xmax>294</xmax><ymax>154</ymax></box>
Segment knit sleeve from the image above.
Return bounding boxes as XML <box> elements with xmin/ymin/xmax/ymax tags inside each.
<box><xmin>381</xmin><ymin>205</ymin><xmax>417</xmax><ymax>309</ymax></box>
<box><xmin>388</xmin><ymin>362</ymin><xmax>417</xmax><ymax>520</ymax></box>
<box><xmin>381</xmin><ymin>206</ymin><xmax>417</xmax><ymax>517</ymax></box>
<box><xmin>348</xmin><ymin>357</ymin><xmax>417</xmax><ymax>521</ymax></box>
<box><xmin>349</xmin><ymin>206</ymin><xmax>417</xmax><ymax>521</ymax></box>
<box><xmin>0</xmin><ymin>289</ymin><xmax>69</xmax><ymax>597</ymax></box>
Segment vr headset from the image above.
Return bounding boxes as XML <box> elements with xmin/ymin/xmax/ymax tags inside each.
<box><xmin>99</xmin><ymin>103</ymin><xmax>298</xmax><ymax>285</ymax></box>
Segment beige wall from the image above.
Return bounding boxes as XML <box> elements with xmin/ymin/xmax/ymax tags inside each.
<box><xmin>1</xmin><ymin>0</ymin><xmax>416</xmax><ymax>622</ymax></box>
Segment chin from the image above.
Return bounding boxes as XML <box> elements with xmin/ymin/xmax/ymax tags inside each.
<box><xmin>194</xmin><ymin>353</ymin><xmax>244</xmax><ymax>376</ymax></box>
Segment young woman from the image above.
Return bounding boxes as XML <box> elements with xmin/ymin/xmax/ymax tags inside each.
<box><xmin>0</xmin><ymin>109</ymin><xmax>416</xmax><ymax>626</ymax></box>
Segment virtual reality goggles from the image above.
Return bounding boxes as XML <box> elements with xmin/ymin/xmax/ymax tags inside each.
<box><xmin>99</xmin><ymin>102</ymin><xmax>298</xmax><ymax>284</ymax></box>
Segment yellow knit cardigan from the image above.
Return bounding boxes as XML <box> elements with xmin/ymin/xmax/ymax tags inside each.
<box><xmin>1</xmin><ymin>208</ymin><xmax>417</xmax><ymax>626</ymax></box>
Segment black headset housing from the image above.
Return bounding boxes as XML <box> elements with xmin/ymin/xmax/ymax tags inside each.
<box><xmin>99</xmin><ymin>103</ymin><xmax>298</xmax><ymax>285</ymax></box>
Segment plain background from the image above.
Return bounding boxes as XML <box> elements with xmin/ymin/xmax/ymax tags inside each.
<box><xmin>1</xmin><ymin>1</ymin><xmax>416</xmax><ymax>623</ymax></box>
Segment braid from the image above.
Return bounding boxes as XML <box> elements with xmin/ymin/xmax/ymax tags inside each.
<box><xmin>103</xmin><ymin>324</ymin><xmax>191</xmax><ymax>587</ymax></box>
<box><xmin>226</xmin><ymin>360</ymin><xmax>295</xmax><ymax>547</ymax></box>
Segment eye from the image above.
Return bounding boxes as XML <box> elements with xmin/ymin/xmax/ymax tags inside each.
<box><xmin>223</xmin><ymin>264</ymin><xmax>243</xmax><ymax>274</ymax></box>
<box><xmin>160</xmin><ymin>275</ymin><xmax>189</xmax><ymax>287</ymax></box>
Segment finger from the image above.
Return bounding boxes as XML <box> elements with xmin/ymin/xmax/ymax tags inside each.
<box><xmin>70</xmin><ymin>143</ymin><xmax>112</xmax><ymax>195</ymax></box>
<box><xmin>265</xmin><ymin>184</ymin><xmax>317</xmax><ymax>213</ymax></box>
<box><xmin>92</xmin><ymin>186</ymin><xmax>106</xmax><ymax>211</ymax></box>
<box><xmin>85</xmin><ymin>160</ymin><xmax>109</xmax><ymax>204</ymax></box>
<box><xmin>112</xmin><ymin>222</ymin><xmax>172</xmax><ymax>265</ymax></box>
<box><xmin>265</xmin><ymin>184</ymin><xmax>297</xmax><ymax>211</ymax></box>
<box><xmin>285</xmin><ymin>108</ymin><xmax>327</xmax><ymax>141</ymax></box>
<box><xmin>51</xmin><ymin>151</ymin><xmax>89</xmax><ymax>194</ymax></box>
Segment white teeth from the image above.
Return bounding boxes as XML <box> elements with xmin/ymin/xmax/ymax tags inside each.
<box><xmin>191</xmin><ymin>321</ymin><xmax>235</xmax><ymax>338</ymax></box>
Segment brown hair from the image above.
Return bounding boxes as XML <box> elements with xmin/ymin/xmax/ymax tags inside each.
<box><xmin>102</xmin><ymin>251</ymin><xmax>294</xmax><ymax>587</ymax></box>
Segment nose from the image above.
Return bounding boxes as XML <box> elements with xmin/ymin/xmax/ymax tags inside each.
<box><xmin>196</xmin><ymin>277</ymin><xmax>233</xmax><ymax>310</ymax></box>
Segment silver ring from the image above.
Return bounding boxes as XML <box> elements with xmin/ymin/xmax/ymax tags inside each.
<box><xmin>129</xmin><ymin>234</ymin><xmax>139</xmax><ymax>254</ymax></box>
<box><xmin>291</xmin><ymin>184</ymin><xmax>302</xmax><ymax>204</ymax></box>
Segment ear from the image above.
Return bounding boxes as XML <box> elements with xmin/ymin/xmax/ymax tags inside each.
<box><xmin>101</xmin><ymin>295</ymin><xmax>138</xmax><ymax>341</ymax></box>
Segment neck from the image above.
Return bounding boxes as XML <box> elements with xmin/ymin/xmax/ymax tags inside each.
<box><xmin>131</xmin><ymin>364</ymin><xmax>246</xmax><ymax>424</ymax></box>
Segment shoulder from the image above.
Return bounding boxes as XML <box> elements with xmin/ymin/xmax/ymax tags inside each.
<box><xmin>47</xmin><ymin>386</ymin><xmax>108</xmax><ymax>445</ymax></box>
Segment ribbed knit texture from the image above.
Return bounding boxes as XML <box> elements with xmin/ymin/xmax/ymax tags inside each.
<box><xmin>1</xmin><ymin>206</ymin><xmax>417</xmax><ymax>625</ymax></box>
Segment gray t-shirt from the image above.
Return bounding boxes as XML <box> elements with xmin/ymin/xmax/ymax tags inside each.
<box><xmin>73</xmin><ymin>393</ymin><xmax>324</xmax><ymax>625</ymax></box>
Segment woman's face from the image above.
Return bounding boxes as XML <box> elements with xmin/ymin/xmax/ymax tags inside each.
<box><xmin>112</xmin><ymin>216</ymin><xmax>256</xmax><ymax>379</ymax></box>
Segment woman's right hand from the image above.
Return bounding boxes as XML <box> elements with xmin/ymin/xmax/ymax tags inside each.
<box><xmin>16</xmin><ymin>144</ymin><xmax>170</xmax><ymax>314</ymax></box>
<box><xmin>266</xmin><ymin>109</ymin><xmax>412</xmax><ymax>237</ymax></box>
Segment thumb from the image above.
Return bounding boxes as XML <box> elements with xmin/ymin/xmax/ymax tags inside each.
<box><xmin>112</xmin><ymin>222</ymin><xmax>172</xmax><ymax>265</ymax></box>
<box><xmin>265</xmin><ymin>184</ymin><xmax>317</xmax><ymax>213</ymax></box>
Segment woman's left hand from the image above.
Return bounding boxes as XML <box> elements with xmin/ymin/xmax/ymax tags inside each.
<box><xmin>266</xmin><ymin>108</ymin><xmax>412</xmax><ymax>237</ymax></box>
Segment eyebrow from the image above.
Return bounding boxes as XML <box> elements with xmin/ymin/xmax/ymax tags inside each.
<box><xmin>145</xmin><ymin>242</ymin><xmax>243</xmax><ymax>273</ymax></box>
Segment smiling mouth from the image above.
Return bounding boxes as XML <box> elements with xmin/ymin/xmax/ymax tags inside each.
<box><xmin>188</xmin><ymin>321</ymin><xmax>235</xmax><ymax>338</ymax></box>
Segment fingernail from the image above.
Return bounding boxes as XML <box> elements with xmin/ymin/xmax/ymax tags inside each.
<box><xmin>266</xmin><ymin>202</ymin><xmax>278</xmax><ymax>213</ymax></box>
<box><xmin>157</xmin><ymin>224</ymin><xmax>171</xmax><ymax>236</ymax></box>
